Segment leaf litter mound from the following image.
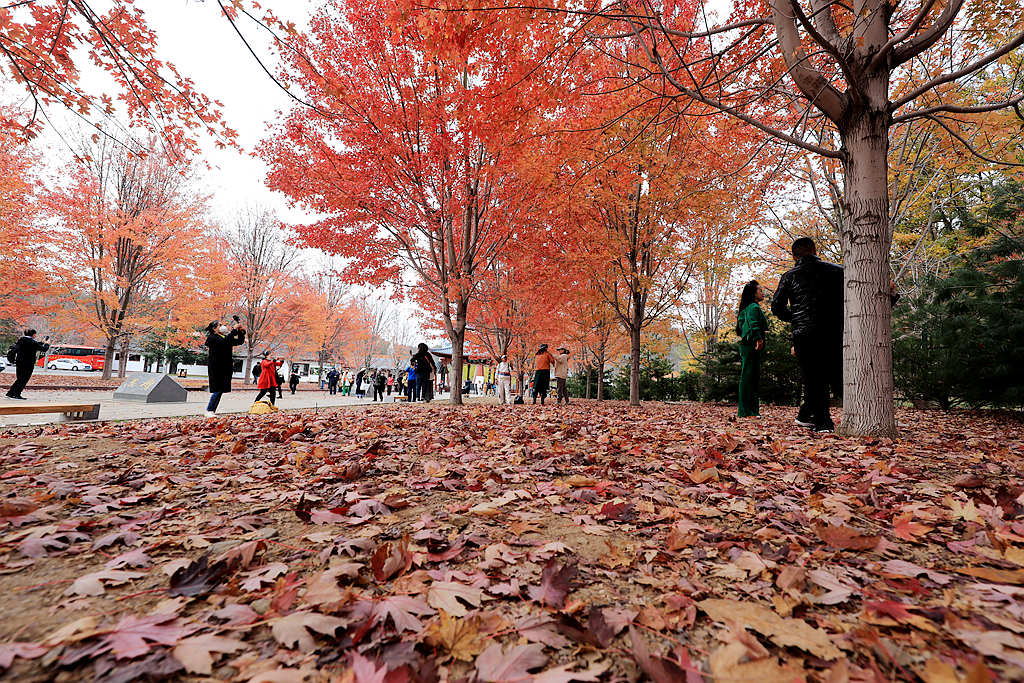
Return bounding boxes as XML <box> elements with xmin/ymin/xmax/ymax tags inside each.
<box><xmin>0</xmin><ymin>402</ymin><xmax>1022</xmax><ymax>682</ymax></box>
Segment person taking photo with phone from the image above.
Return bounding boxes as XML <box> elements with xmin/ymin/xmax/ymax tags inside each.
<box><xmin>204</xmin><ymin>318</ymin><xmax>245</xmax><ymax>417</ymax></box>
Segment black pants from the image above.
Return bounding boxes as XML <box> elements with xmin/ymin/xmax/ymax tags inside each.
<box><xmin>793</xmin><ymin>335</ymin><xmax>841</xmax><ymax>429</ymax></box>
<box><xmin>556</xmin><ymin>377</ymin><xmax>569</xmax><ymax>404</ymax></box>
<box><xmin>6</xmin><ymin>366</ymin><xmax>33</xmax><ymax>397</ymax></box>
<box><xmin>254</xmin><ymin>388</ymin><xmax>276</xmax><ymax>405</ymax></box>
<box><xmin>533</xmin><ymin>370</ymin><xmax>550</xmax><ymax>403</ymax></box>
<box><xmin>328</xmin><ymin>382</ymin><xmax>337</xmax><ymax>395</ymax></box>
<box><xmin>290</xmin><ymin>382</ymin><xmax>298</xmax><ymax>395</ymax></box>
<box><xmin>373</xmin><ymin>386</ymin><xmax>383</xmax><ymax>401</ymax></box>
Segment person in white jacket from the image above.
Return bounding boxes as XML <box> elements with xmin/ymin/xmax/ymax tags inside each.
<box><xmin>496</xmin><ymin>355</ymin><xmax>512</xmax><ymax>405</ymax></box>
<box><xmin>553</xmin><ymin>346</ymin><xmax>571</xmax><ymax>405</ymax></box>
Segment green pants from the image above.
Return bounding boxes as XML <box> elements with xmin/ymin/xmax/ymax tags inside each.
<box><xmin>738</xmin><ymin>343</ymin><xmax>762</xmax><ymax>417</ymax></box>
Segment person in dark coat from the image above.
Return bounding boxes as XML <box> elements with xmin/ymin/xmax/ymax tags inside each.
<box><xmin>326</xmin><ymin>367</ymin><xmax>340</xmax><ymax>395</ymax></box>
<box><xmin>771</xmin><ymin>238</ymin><xmax>845</xmax><ymax>432</ymax></box>
<box><xmin>204</xmin><ymin>320</ymin><xmax>245</xmax><ymax>416</ymax></box>
<box><xmin>289</xmin><ymin>368</ymin><xmax>300</xmax><ymax>395</ymax></box>
<box><xmin>772</xmin><ymin>237</ymin><xmax>899</xmax><ymax>433</ymax></box>
<box><xmin>411</xmin><ymin>343</ymin><xmax>436</xmax><ymax>402</ymax></box>
<box><xmin>5</xmin><ymin>329</ymin><xmax>50</xmax><ymax>399</ymax></box>
<box><xmin>373</xmin><ymin>370</ymin><xmax>386</xmax><ymax>401</ymax></box>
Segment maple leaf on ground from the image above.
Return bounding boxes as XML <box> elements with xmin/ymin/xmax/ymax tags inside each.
<box><xmin>527</xmin><ymin>557</ymin><xmax>578</xmax><ymax>609</ymax></box>
<box><xmin>0</xmin><ymin>642</ymin><xmax>48</xmax><ymax>669</ymax></box>
<box><xmin>423</xmin><ymin>610</ymin><xmax>486</xmax><ymax>661</ymax></box>
<box><xmin>427</xmin><ymin>581</ymin><xmax>483</xmax><ymax>617</ymax></box>
<box><xmin>370</xmin><ymin>536</ymin><xmax>411</xmax><ymax>582</ymax></box>
<box><xmin>350</xmin><ymin>652</ymin><xmax>388</xmax><ymax>683</ymax></box>
<box><xmin>303</xmin><ymin>563</ymin><xmax>360</xmax><ymax>609</ymax></box>
<box><xmin>814</xmin><ymin>523</ymin><xmax>880</xmax><ymax>551</ymax></box>
<box><xmin>101</xmin><ymin>614</ymin><xmax>190</xmax><ymax>660</ymax></box>
<box><xmin>169</xmin><ymin>555</ymin><xmax>230</xmax><ymax>597</ymax></box>
<box><xmin>271</xmin><ymin>611</ymin><xmax>346</xmax><ymax>652</ymax></box>
<box><xmin>371</xmin><ymin>595</ymin><xmax>435</xmax><ymax>633</ymax></box>
<box><xmin>532</xmin><ymin>662</ymin><xmax>611</xmax><ymax>683</ymax></box>
<box><xmin>628</xmin><ymin>628</ymin><xmax>692</xmax><ymax>683</ymax></box>
<box><xmin>890</xmin><ymin>515</ymin><xmax>933</xmax><ymax>543</ymax></box>
<box><xmin>172</xmin><ymin>634</ymin><xmax>245</xmax><ymax>674</ymax></box>
<box><xmin>698</xmin><ymin>599</ymin><xmax>841</xmax><ymax>660</ymax></box>
<box><xmin>105</xmin><ymin>548</ymin><xmax>152</xmax><ymax>569</ymax></box>
<box><xmin>66</xmin><ymin>569</ymin><xmax>145</xmax><ymax>597</ymax></box>
<box><xmin>240</xmin><ymin>562</ymin><xmax>289</xmax><ymax>591</ymax></box>
<box><xmin>475</xmin><ymin>643</ymin><xmax>547</xmax><ymax>682</ymax></box>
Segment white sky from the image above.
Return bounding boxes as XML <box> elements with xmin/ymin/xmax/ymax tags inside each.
<box><xmin>69</xmin><ymin>0</ymin><xmax>428</xmax><ymax>338</ymax></box>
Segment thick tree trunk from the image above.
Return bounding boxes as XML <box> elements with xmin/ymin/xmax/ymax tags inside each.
<box><xmin>629</xmin><ymin>326</ymin><xmax>641</xmax><ymax>406</ymax></box>
<box><xmin>838</xmin><ymin>96</ymin><xmax>896</xmax><ymax>437</ymax></box>
<box><xmin>448</xmin><ymin>299</ymin><xmax>469</xmax><ymax>406</ymax></box>
<box><xmin>117</xmin><ymin>338</ymin><xmax>130</xmax><ymax>378</ymax></box>
<box><xmin>101</xmin><ymin>339</ymin><xmax>116</xmax><ymax>381</ymax></box>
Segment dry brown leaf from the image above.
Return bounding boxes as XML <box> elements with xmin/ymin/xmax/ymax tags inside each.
<box><xmin>699</xmin><ymin>598</ymin><xmax>841</xmax><ymax>660</ymax></box>
<box><xmin>423</xmin><ymin>610</ymin><xmax>486</xmax><ymax>661</ymax></box>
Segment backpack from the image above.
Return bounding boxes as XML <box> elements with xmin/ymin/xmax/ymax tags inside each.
<box><xmin>5</xmin><ymin>344</ymin><xmax>16</xmax><ymax>365</ymax></box>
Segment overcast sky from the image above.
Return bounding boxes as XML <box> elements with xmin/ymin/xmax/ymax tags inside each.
<box><xmin>8</xmin><ymin>0</ymin><xmax>428</xmax><ymax>339</ymax></box>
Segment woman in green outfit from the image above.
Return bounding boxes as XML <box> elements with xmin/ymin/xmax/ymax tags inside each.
<box><xmin>736</xmin><ymin>280</ymin><xmax>768</xmax><ymax>417</ymax></box>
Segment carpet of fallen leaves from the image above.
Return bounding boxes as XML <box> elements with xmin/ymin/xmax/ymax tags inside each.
<box><xmin>1</xmin><ymin>402</ymin><xmax>1023</xmax><ymax>683</ymax></box>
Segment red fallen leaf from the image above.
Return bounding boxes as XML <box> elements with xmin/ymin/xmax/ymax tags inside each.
<box><xmin>628</xmin><ymin>627</ymin><xmax>690</xmax><ymax>683</ymax></box>
<box><xmin>865</xmin><ymin>600</ymin><xmax>914</xmax><ymax>622</ymax></box>
<box><xmin>230</xmin><ymin>440</ymin><xmax>246</xmax><ymax>455</ymax></box>
<box><xmin>891</xmin><ymin>513</ymin><xmax>933</xmax><ymax>542</ymax></box>
<box><xmin>598</xmin><ymin>501</ymin><xmax>636</xmax><ymax>522</ymax></box>
<box><xmin>371</xmin><ymin>536</ymin><xmax>412</xmax><ymax>582</ymax></box>
<box><xmin>270</xmin><ymin>572</ymin><xmax>303</xmax><ymax>613</ymax></box>
<box><xmin>102</xmin><ymin>614</ymin><xmax>190</xmax><ymax>660</ymax></box>
<box><xmin>954</xmin><ymin>474</ymin><xmax>985</xmax><ymax>489</ymax></box>
<box><xmin>814</xmin><ymin>523</ymin><xmax>880</xmax><ymax>551</ymax></box>
<box><xmin>350</xmin><ymin>652</ymin><xmax>389</xmax><ymax>683</ymax></box>
<box><xmin>0</xmin><ymin>498</ymin><xmax>39</xmax><ymax>518</ymax></box>
<box><xmin>475</xmin><ymin>643</ymin><xmax>547</xmax><ymax>682</ymax></box>
<box><xmin>527</xmin><ymin>557</ymin><xmax>578</xmax><ymax>609</ymax></box>
<box><xmin>0</xmin><ymin>642</ymin><xmax>48</xmax><ymax>669</ymax></box>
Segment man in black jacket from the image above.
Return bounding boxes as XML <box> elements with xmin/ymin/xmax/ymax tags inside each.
<box><xmin>772</xmin><ymin>238</ymin><xmax>844</xmax><ymax>433</ymax></box>
<box><xmin>5</xmin><ymin>329</ymin><xmax>50</xmax><ymax>400</ymax></box>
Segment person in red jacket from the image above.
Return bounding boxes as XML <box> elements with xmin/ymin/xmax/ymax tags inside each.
<box><xmin>254</xmin><ymin>352</ymin><xmax>283</xmax><ymax>406</ymax></box>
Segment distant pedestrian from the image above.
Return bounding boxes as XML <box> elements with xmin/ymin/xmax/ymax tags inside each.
<box><xmin>411</xmin><ymin>343</ymin><xmax>436</xmax><ymax>402</ymax></box>
<box><xmin>203</xmin><ymin>320</ymin><xmax>245</xmax><ymax>417</ymax></box>
<box><xmin>405</xmin><ymin>359</ymin><xmax>416</xmax><ymax>401</ymax></box>
<box><xmin>342</xmin><ymin>370</ymin><xmax>351</xmax><ymax>396</ymax></box>
<box><xmin>5</xmin><ymin>329</ymin><xmax>50</xmax><ymax>400</ymax></box>
<box><xmin>289</xmin><ymin>369</ymin><xmax>300</xmax><ymax>395</ymax></box>
<box><xmin>355</xmin><ymin>368</ymin><xmax>366</xmax><ymax>398</ymax></box>
<box><xmin>275</xmin><ymin>367</ymin><xmax>285</xmax><ymax>399</ymax></box>
<box><xmin>373</xmin><ymin>370</ymin><xmax>386</xmax><ymax>401</ymax></box>
<box><xmin>533</xmin><ymin>344</ymin><xmax>554</xmax><ymax>405</ymax></box>
<box><xmin>251</xmin><ymin>362</ymin><xmax>261</xmax><ymax>384</ymax></box>
<box><xmin>386</xmin><ymin>371</ymin><xmax>394</xmax><ymax>395</ymax></box>
<box><xmin>326</xmin><ymin>367</ymin><xmax>340</xmax><ymax>395</ymax></box>
<box><xmin>736</xmin><ymin>280</ymin><xmax>767</xmax><ymax>418</ymax></box>
<box><xmin>254</xmin><ymin>353</ymin><xmax>283</xmax><ymax>406</ymax></box>
<box><xmin>553</xmin><ymin>346</ymin><xmax>571</xmax><ymax>405</ymax></box>
<box><xmin>496</xmin><ymin>355</ymin><xmax>512</xmax><ymax>405</ymax></box>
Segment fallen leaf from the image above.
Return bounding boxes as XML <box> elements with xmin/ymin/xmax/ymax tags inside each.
<box><xmin>271</xmin><ymin>611</ymin><xmax>347</xmax><ymax>652</ymax></box>
<box><xmin>172</xmin><ymin>634</ymin><xmax>245</xmax><ymax>674</ymax></box>
<box><xmin>699</xmin><ymin>598</ymin><xmax>841</xmax><ymax>660</ymax></box>
<box><xmin>475</xmin><ymin>642</ymin><xmax>547</xmax><ymax>682</ymax></box>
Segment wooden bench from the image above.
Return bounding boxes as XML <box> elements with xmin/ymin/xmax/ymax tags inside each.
<box><xmin>0</xmin><ymin>403</ymin><xmax>101</xmax><ymax>421</ymax></box>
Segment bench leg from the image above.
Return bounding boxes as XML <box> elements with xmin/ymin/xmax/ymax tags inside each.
<box><xmin>62</xmin><ymin>405</ymin><xmax>101</xmax><ymax>422</ymax></box>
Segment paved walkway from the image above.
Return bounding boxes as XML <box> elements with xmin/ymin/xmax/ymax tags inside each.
<box><xmin>0</xmin><ymin>387</ymin><xmax>458</xmax><ymax>427</ymax></box>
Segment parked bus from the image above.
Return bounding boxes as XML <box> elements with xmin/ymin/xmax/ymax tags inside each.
<box><xmin>37</xmin><ymin>345</ymin><xmax>106</xmax><ymax>370</ymax></box>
